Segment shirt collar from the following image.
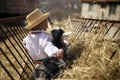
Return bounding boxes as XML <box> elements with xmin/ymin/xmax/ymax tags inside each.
<box><xmin>29</xmin><ymin>30</ymin><xmax>42</xmax><ymax>34</ymax></box>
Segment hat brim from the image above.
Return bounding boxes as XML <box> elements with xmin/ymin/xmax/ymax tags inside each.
<box><xmin>25</xmin><ymin>12</ymin><xmax>50</xmax><ymax>30</ymax></box>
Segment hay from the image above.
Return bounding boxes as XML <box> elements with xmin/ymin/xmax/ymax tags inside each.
<box><xmin>63</xmin><ymin>31</ymin><xmax>120</xmax><ymax>80</ymax></box>
<box><xmin>54</xmin><ymin>20</ymin><xmax>120</xmax><ymax>80</ymax></box>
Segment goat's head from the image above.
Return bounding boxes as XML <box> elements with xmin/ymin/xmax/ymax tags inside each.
<box><xmin>51</xmin><ymin>28</ymin><xmax>65</xmax><ymax>48</ymax></box>
<box><xmin>51</xmin><ymin>28</ymin><xmax>64</xmax><ymax>40</ymax></box>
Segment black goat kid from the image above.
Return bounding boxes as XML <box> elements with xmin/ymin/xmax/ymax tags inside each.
<box><xmin>51</xmin><ymin>29</ymin><xmax>67</xmax><ymax>60</ymax></box>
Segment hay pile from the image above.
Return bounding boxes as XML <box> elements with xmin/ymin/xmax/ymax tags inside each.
<box><xmin>61</xmin><ymin>34</ymin><xmax>119</xmax><ymax>80</ymax></box>
<box><xmin>54</xmin><ymin>20</ymin><xmax>120</xmax><ymax>80</ymax></box>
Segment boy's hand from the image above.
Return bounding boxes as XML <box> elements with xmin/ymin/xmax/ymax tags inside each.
<box><xmin>56</xmin><ymin>49</ymin><xmax>64</xmax><ymax>59</ymax></box>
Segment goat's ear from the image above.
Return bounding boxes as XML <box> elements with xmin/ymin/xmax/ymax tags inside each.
<box><xmin>59</xmin><ymin>29</ymin><xmax>64</xmax><ymax>33</ymax></box>
<box><xmin>51</xmin><ymin>29</ymin><xmax>56</xmax><ymax>33</ymax></box>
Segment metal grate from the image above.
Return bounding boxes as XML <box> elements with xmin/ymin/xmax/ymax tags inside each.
<box><xmin>71</xmin><ymin>18</ymin><xmax>120</xmax><ymax>41</ymax></box>
<box><xmin>0</xmin><ymin>16</ymin><xmax>35</xmax><ymax>80</ymax></box>
<box><xmin>70</xmin><ymin>18</ymin><xmax>120</xmax><ymax>60</ymax></box>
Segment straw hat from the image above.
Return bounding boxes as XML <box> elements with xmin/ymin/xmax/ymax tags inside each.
<box><xmin>25</xmin><ymin>8</ymin><xmax>50</xmax><ymax>30</ymax></box>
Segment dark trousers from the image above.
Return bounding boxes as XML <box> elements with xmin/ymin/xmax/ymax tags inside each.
<box><xmin>33</xmin><ymin>58</ymin><xmax>66</xmax><ymax>80</ymax></box>
<box><xmin>33</xmin><ymin>64</ymin><xmax>51</xmax><ymax>80</ymax></box>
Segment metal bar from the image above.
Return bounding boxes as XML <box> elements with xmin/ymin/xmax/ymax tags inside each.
<box><xmin>71</xmin><ymin>20</ymin><xmax>83</xmax><ymax>43</ymax></box>
<box><xmin>76</xmin><ymin>20</ymin><xmax>89</xmax><ymax>39</ymax></box>
<box><xmin>98</xmin><ymin>22</ymin><xmax>108</xmax><ymax>37</ymax></box>
<box><xmin>0</xmin><ymin>15</ymin><xmax>26</xmax><ymax>21</ymax></box>
<box><xmin>14</xmin><ymin>26</ymin><xmax>24</xmax><ymax>41</ymax></box>
<box><xmin>7</xmin><ymin>20</ymin><xmax>34</xmax><ymax>63</ymax></box>
<box><xmin>104</xmin><ymin>23</ymin><xmax>113</xmax><ymax>36</ymax></box>
<box><xmin>5</xmin><ymin>21</ymin><xmax>34</xmax><ymax>65</ymax></box>
<box><xmin>73</xmin><ymin>21</ymin><xmax>82</xmax><ymax>37</ymax></box>
<box><xmin>19</xmin><ymin>26</ymin><xmax>27</xmax><ymax>37</ymax></box>
<box><xmin>80</xmin><ymin>20</ymin><xmax>91</xmax><ymax>37</ymax></box>
<box><xmin>110</xmin><ymin>50</ymin><xmax>117</xmax><ymax>60</ymax></box>
<box><xmin>73</xmin><ymin>19</ymin><xmax>83</xmax><ymax>32</ymax></box>
<box><xmin>89</xmin><ymin>20</ymin><xmax>98</xmax><ymax>33</ymax></box>
<box><xmin>0</xmin><ymin>25</ymin><xmax>31</xmax><ymax>79</ymax></box>
<box><xmin>16</xmin><ymin>26</ymin><xmax>25</xmax><ymax>39</ymax></box>
<box><xmin>74</xmin><ymin>20</ymin><xmax>85</xmax><ymax>40</ymax></box>
<box><xmin>3</xmin><ymin>24</ymin><xmax>33</xmax><ymax>73</ymax></box>
<box><xmin>12</xmin><ymin>25</ymin><xmax>34</xmax><ymax>68</ymax></box>
<box><xmin>112</xmin><ymin>27</ymin><xmax>120</xmax><ymax>39</ymax></box>
<box><xmin>0</xmin><ymin>61</ymin><xmax>14</xmax><ymax>80</ymax></box>
<box><xmin>11</xmin><ymin>26</ymin><xmax>35</xmax><ymax>68</ymax></box>
<box><xmin>0</xmin><ymin>47</ymin><xmax>21</xmax><ymax>78</ymax></box>
<box><xmin>73</xmin><ymin>20</ymin><xmax>85</xmax><ymax>39</ymax></box>
<box><xmin>72</xmin><ymin>17</ymin><xmax>120</xmax><ymax>23</ymax></box>
<box><xmin>71</xmin><ymin>20</ymin><xmax>85</xmax><ymax>45</ymax></box>
<box><xmin>82</xmin><ymin>20</ymin><xmax>92</xmax><ymax>36</ymax></box>
<box><xmin>91</xmin><ymin>21</ymin><xmax>102</xmax><ymax>33</ymax></box>
<box><xmin>73</xmin><ymin>19</ymin><xmax>82</xmax><ymax>30</ymax></box>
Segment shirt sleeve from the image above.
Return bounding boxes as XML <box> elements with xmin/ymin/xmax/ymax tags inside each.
<box><xmin>23</xmin><ymin>37</ymin><xmax>27</xmax><ymax>48</ymax></box>
<box><xmin>44</xmin><ymin>41</ymin><xmax>59</xmax><ymax>57</ymax></box>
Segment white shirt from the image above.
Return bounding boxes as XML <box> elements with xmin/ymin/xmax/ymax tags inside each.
<box><xmin>23</xmin><ymin>30</ymin><xmax>59</xmax><ymax>60</ymax></box>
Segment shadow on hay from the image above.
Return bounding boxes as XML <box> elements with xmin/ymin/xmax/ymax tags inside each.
<box><xmin>66</xmin><ymin>42</ymin><xmax>85</xmax><ymax>68</ymax></box>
